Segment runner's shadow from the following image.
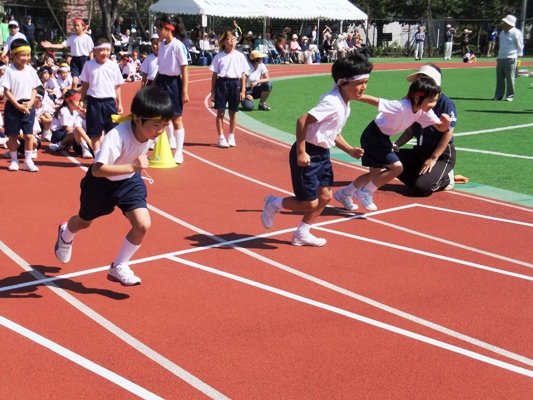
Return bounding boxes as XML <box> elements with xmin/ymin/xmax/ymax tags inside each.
<box><xmin>0</xmin><ymin>265</ymin><xmax>129</xmax><ymax>300</ymax></box>
<box><xmin>183</xmin><ymin>142</ymin><xmax>214</xmax><ymax>147</ymax></box>
<box><xmin>185</xmin><ymin>232</ymin><xmax>291</xmax><ymax>250</ymax></box>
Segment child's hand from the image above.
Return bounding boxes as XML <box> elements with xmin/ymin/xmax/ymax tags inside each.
<box><xmin>182</xmin><ymin>91</ymin><xmax>189</xmax><ymax>104</ymax></box>
<box><xmin>116</xmin><ymin>104</ymin><xmax>123</xmax><ymax>114</ymax></box>
<box><xmin>440</xmin><ymin>113</ymin><xmax>451</xmax><ymax>126</ymax></box>
<box><xmin>297</xmin><ymin>151</ymin><xmax>310</xmax><ymax>167</ymax></box>
<box><xmin>349</xmin><ymin>147</ymin><xmax>364</xmax><ymax>159</ymax></box>
<box><xmin>133</xmin><ymin>155</ymin><xmax>149</xmax><ymax>171</ymax></box>
<box><xmin>17</xmin><ymin>102</ymin><xmax>30</xmax><ymax>114</ymax></box>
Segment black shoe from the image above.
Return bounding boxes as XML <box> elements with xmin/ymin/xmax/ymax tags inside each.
<box><xmin>258</xmin><ymin>103</ymin><xmax>271</xmax><ymax>111</ymax></box>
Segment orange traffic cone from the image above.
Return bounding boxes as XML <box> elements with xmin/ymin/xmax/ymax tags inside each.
<box><xmin>149</xmin><ymin>131</ymin><xmax>178</xmax><ymax>169</ymax></box>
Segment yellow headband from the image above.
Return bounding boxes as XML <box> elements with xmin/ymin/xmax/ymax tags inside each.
<box><xmin>11</xmin><ymin>46</ymin><xmax>31</xmax><ymax>55</ymax></box>
<box><xmin>111</xmin><ymin>114</ymin><xmax>165</xmax><ymax>124</ymax></box>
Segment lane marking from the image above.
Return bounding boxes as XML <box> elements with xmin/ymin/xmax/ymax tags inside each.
<box><xmin>0</xmin><ymin>316</ymin><xmax>164</xmax><ymax>399</ymax></box>
<box><xmin>454</xmin><ymin>123</ymin><xmax>533</xmax><ymax>137</ymax></box>
<box><xmin>455</xmin><ymin>147</ymin><xmax>533</xmax><ymax>160</ymax></box>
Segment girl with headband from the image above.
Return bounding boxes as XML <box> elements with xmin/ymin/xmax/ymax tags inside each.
<box><xmin>155</xmin><ymin>14</ymin><xmax>189</xmax><ymax>164</ymax></box>
<box><xmin>334</xmin><ymin>77</ymin><xmax>451</xmax><ymax>212</ymax></box>
<box><xmin>2</xmin><ymin>38</ymin><xmax>41</xmax><ymax>172</ymax></box>
<box><xmin>41</xmin><ymin>18</ymin><xmax>93</xmax><ymax>90</ymax></box>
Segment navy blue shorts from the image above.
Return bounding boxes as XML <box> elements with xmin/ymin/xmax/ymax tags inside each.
<box><xmin>214</xmin><ymin>78</ymin><xmax>241</xmax><ymax>112</ymax></box>
<box><xmin>156</xmin><ymin>74</ymin><xmax>183</xmax><ymax>116</ymax></box>
<box><xmin>4</xmin><ymin>101</ymin><xmax>36</xmax><ymax>136</ymax></box>
<box><xmin>289</xmin><ymin>142</ymin><xmax>333</xmax><ymax>201</ymax></box>
<box><xmin>51</xmin><ymin>128</ymin><xmax>67</xmax><ymax>144</ymax></box>
<box><xmin>85</xmin><ymin>97</ymin><xmax>118</xmax><ymax>138</ymax></box>
<box><xmin>78</xmin><ymin>168</ymin><xmax>147</xmax><ymax>221</ymax></box>
<box><xmin>360</xmin><ymin>120</ymin><xmax>400</xmax><ymax>168</ymax></box>
<box><xmin>70</xmin><ymin>55</ymin><xmax>89</xmax><ymax>78</ymax></box>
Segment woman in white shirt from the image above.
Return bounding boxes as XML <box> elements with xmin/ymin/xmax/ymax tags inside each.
<box><xmin>241</xmin><ymin>50</ymin><xmax>272</xmax><ymax>111</ymax></box>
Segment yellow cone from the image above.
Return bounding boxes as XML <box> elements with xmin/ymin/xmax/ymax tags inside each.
<box><xmin>149</xmin><ymin>131</ymin><xmax>178</xmax><ymax>168</ymax></box>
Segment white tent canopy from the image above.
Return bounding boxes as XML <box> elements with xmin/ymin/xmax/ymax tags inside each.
<box><xmin>149</xmin><ymin>0</ymin><xmax>367</xmax><ymax>21</ymax></box>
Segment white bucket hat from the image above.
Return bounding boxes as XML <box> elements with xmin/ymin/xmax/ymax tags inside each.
<box><xmin>406</xmin><ymin>64</ymin><xmax>442</xmax><ymax>87</ymax></box>
<box><xmin>502</xmin><ymin>14</ymin><xmax>516</xmax><ymax>27</ymax></box>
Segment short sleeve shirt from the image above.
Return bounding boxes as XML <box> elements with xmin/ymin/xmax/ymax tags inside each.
<box><xmin>2</xmin><ymin>64</ymin><xmax>41</xmax><ymax>100</ymax></box>
<box><xmin>245</xmin><ymin>62</ymin><xmax>268</xmax><ymax>87</ymax></box>
<box><xmin>140</xmin><ymin>53</ymin><xmax>158</xmax><ymax>81</ymax></box>
<box><xmin>210</xmin><ymin>51</ymin><xmax>249</xmax><ymax>78</ymax></box>
<box><xmin>80</xmin><ymin>59</ymin><xmax>123</xmax><ymax>98</ymax></box>
<box><xmin>64</xmin><ymin>33</ymin><xmax>94</xmax><ymax>57</ymax></box>
<box><xmin>157</xmin><ymin>38</ymin><xmax>188</xmax><ymax>76</ymax></box>
<box><xmin>51</xmin><ymin>107</ymin><xmax>78</xmax><ymax>131</ymax></box>
<box><xmin>375</xmin><ymin>98</ymin><xmax>440</xmax><ymax>136</ymax></box>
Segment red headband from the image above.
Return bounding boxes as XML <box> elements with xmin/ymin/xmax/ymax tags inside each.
<box><xmin>165</xmin><ymin>23</ymin><xmax>175</xmax><ymax>31</ymax></box>
<box><xmin>73</xmin><ymin>18</ymin><xmax>85</xmax><ymax>26</ymax></box>
<box><xmin>415</xmin><ymin>91</ymin><xmax>425</xmax><ymax>97</ymax></box>
<box><xmin>65</xmin><ymin>93</ymin><xmax>82</xmax><ymax>101</ymax></box>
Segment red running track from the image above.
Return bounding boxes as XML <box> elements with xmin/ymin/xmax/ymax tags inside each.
<box><xmin>1</xmin><ymin>62</ymin><xmax>533</xmax><ymax>399</ymax></box>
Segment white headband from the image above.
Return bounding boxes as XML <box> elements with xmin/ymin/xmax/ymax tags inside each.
<box><xmin>94</xmin><ymin>43</ymin><xmax>112</xmax><ymax>49</ymax></box>
<box><xmin>337</xmin><ymin>74</ymin><xmax>370</xmax><ymax>84</ymax></box>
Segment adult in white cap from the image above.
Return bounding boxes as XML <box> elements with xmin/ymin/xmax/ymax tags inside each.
<box><xmin>443</xmin><ymin>24</ymin><xmax>456</xmax><ymax>60</ymax></box>
<box><xmin>493</xmin><ymin>14</ymin><xmax>523</xmax><ymax>101</ymax></box>
<box><xmin>394</xmin><ymin>64</ymin><xmax>457</xmax><ymax>195</ymax></box>
<box><xmin>241</xmin><ymin>50</ymin><xmax>272</xmax><ymax>111</ymax></box>
<box><xmin>1</xmin><ymin>20</ymin><xmax>27</xmax><ymax>61</ymax></box>
<box><xmin>460</xmin><ymin>28</ymin><xmax>472</xmax><ymax>55</ymax></box>
<box><xmin>414</xmin><ymin>26</ymin><xmax>425</xmax><ymax>61</ymax></box>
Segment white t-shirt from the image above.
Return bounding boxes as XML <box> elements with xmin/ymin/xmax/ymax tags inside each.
<box><xmin>63</xmin><ymin>33</ymin><xmax>94</xmax><ymax>57</ymax></box>
<box><xmin>245</xmin><ymin>62</ymin><xmax>268</xmax><ymax>87</ymax></box>
<box><xmin>57</xmin><ymin>74</ymin><xmax>73</xmax><ymax>91</ymax></box>
<box><xmin>43</xmin><ymin>76</ymin><xmax>60</xmax><ymax>97</ymax></box>
<box><xmin>210</xmin><ymin>51</ymin><xmax>249</xmax><ymax>79</ymax></box>
<box><xmin>51</xmin><ymin>107</ymin><xmax>78</xmax><ymax>131</ymax></box>
<box><xmin>375</xmin><ymin>98</ymin><xmax>440</xmax><ymax>136</ymax></box>
<box><xmin>95</xmin><ymin>121</ymin><xmax>153</xmax><ymax>181</ymax></box>
<box><xmin>80</xmin><ymin>59</ymin><xmax>123</xmax><ymax>98</ymax></box>
<box><xmin>2</xmin><ymin>64</ymin><xmax>41</xmax><ymax>100</ymax></box>
<box><xmin>306</xmin><ymin>87</ymin><xmax>350</xmax><ymax>149</ymax></box>
<box><xmin>122</xmin><ymin>61</ymin><xmax>136</xmax><ymax>78</ymax></box>
<box><xmin>157</xmin><ymin>38</ymin><xmax>188</xmax><ymax>76</ymax></box>
<box><xmin>140</xmin><ymin>53</ymin><xmax>158</xmax><ymax>81</ymax></box>
<box><xmin>74</xmin><ymin>113</ymin><xmax>86</xmax><ymax>130</ymax></box>
<box><xmin>4</xmin><ymin>32</ymin><xmax>27</xmax><ymax>53</ymax></box>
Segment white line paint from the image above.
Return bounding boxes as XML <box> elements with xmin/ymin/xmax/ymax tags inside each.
<box><xmin>0</xmin><ymin>316</ymin><xmax>164</xmax><ymax>399</ymax></box>
<box><xmin>169</xmin><ymin>255</ymin><xmax>533</xmax><ymax>378</ymax></box>
<box><xmin>454</xmin><ymin>123</ymin><xmax>533</xmax><ymax>137</ymax></box>
<box><xmin>455</xmin><ymin>147</ymin><xmax>533</xmax><ymax>160</ymax></box>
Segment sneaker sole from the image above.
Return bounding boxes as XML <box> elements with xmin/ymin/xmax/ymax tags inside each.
<box><xmin>292</xmin><ymin>239</ymin><xmax>327</xmax><ymax>247</ymax></box>
<box><xmin>54</xmin><ymin>222</ymin><xmax>71</xmax><ymax>263</ymax></box>
<box><xmin>333</xmin><ymin>191</ymin><xmax>358</xmax><ymax>211</ymax></box>
<box><xmin>107</xmin><ymin>274</ymin><xmax>141</xmax><ymax>286</ymax></box>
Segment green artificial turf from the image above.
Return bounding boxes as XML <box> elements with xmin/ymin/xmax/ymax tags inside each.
<box><xmin>244</xmin><ymin>62</ymin><xmax>533</xmax><ymax>197</ymax></box>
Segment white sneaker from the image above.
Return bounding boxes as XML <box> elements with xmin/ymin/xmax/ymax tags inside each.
<box><xmin>8</xmin><ymin>160</ymin><xmax>19</xmax><ymax>171</ymax></box>
<box><xmin>42</xmin><ymin>132</ymin><xmax>52</xmax><ymax>142</ymax></box>
<box><xmin>444</xmin><ymin>169</ymin><xmax>455</xmax><ymax>191</ymax></box>
<box><xmin>31</xmin><ymin>149</ymin><xmax>38</xmax><ymax>159</ymax></box>
<box><xmin>292</xmin><ymin>230</ymin><xmax>327</xmax><ymax>247</ymax></box>
<box><xmin>168</xmin><ymin>135</ymin><xmax>177</xmax><ymax>149</ymax></box>
<box><xmin>23</xmin><ymin>160</ymin><xmax>39</xmax><ymax>172</ymax></box>
<box><xmin>173</xmin><ymin>152</ymin><xmax>184</xmax><ymax>164</ymax></box>
<box><xmin>217</xmin><ymin>136</ymin><xmax>229</xmax><ymax>148</ymax></box>
<box><xmin>82</xmin><ymin>148</ymin><xmax>93</xmax><ymax>159</ymax></box>
<box><xmin>354</xmin><ymin>189</ymin><xmax>378</xmax><ymax>211</ymax></box>
<box><xmin>261</xmin><ymin>195</ymin><xmax>279</xmax><ymax>229</ymax></box>
<box><xmin>0</xmin><ymin>137</ymin><xmax>7</xmax><ymax>146</ymax></box>
<box><xmin>506</xmin><ymin>96</ymin><xmax>514</xmax><ymax>102</ymax></box>
<box><xmin>228</xmin><ymin>136</ymin><xmax>236</xmax><ymax>147</ymax></box>
<box><xmin>49</xmin><ymin>142</ymin><xmax>64</xmax><ymax>151</ymax></box>
<box><xmin>333</xmin><ymin>189</ymin><xmax>358</xmax><ymax>211</ymax></box>
<box><xmin>107</xmin><ymin>263</ymin><xmax>141</xmax><ymax>286</ymax></box>
<box><xmin>54</xmin><ymin>222</ymin><xmax>73</xmax><ymax>263</ymax></box>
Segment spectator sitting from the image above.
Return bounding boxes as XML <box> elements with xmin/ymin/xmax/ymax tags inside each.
<box><xmin>323</xmin><ymin>32</ymin><xmax>336</xmax><ymax>61</ymax></box>
<box><xmin>289</xmin><ymin>34</ymin><xmax>302</xmax><ymax>63</ymax></box>
<box><xmin>241</xmin><ymin>50</ymin><xmax>272</xmax><ymax>112</ymax></box>
<box><xmin>199</xmin><ymin>32</ymin><xmax>216</xmax><ymax>64</ymax></box>
<box><xmin>335</xmin><ymin>33</ymin><xmax>348</xmax><ymax>58</ymax></box>
<box><xmin>183</xmin><ymin>32</ymin><xmax>200</xmax><ymax>64</ymax></box>
<box><xmin>276</xmin><ymin>34</ymin><xmax>290</xmax><ymax>64</ymax></box>
<box><xmin>463</xmin><ymin>50</ymin><xmax>477</xmax><ymax>63</ymax></box>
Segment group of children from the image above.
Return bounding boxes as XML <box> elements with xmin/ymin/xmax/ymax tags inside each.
<box><xmin>0</xmin><ymin>16</ymin><xmax>458</xmax><ymax>286</ymax></box>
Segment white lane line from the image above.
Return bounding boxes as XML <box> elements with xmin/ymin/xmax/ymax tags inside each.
<box><xmin>448</xmin><ymin>190</ymin><xmax>533</xmax><ymax>213</ymax></box>
<box><xmin>0</xmin><ymin>316</ymin><xmax>164</xmax><ymax>399</ymax></box>
<box><xmin>454</xmin><ymin>123</ymin><xmax>533</xmax><ymax>137</ymax></box>
<box><xmin>416</xmin><ymin>203</ymin><xmax>533</xmax><ymax>224</ymax></box>
<box><xmin>0</xmin><ymin>241</ymin><xmax>230</xmax><ymax>400</ymax></box>
<box><xmin>455</xmin><ymin>147</ymin><xmax>533</xmax><ymax>160</ymax></box>
<box><xmin>169</xmin><ymin>255</ymin><xmax>533</xmax><ymax>378</ymax></box>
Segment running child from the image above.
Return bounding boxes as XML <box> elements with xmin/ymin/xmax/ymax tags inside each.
<box><xmin>155</xmin><ymin>14</ymin><xmax>189</xmax><ymax>164</ymax></box>
<box><xmin>210</xmin><ymin>29</ymin><xmax>249</xmax><ymax>148</ymax></box>
<box><xmin>2</xmin><ymin>38</ymin><xmax>41</xmax><ymax>172</ymax></box>
<box><xmin>333</xmin><ymin>77</ymin><xmax>451</xmax><ymax>212</ymax></box>
<box><xmin>40</xmin><ymin>18</ymin><xmax>94</xmax><ymax>89</ymax></box>
<box><xmin>54</xmin><ymin>86</ymin><xmax>174</xmax><ymax>286</ymax></box>
<box><xmin>79</xmin><ymin>37</ymin><xmax>123</xmax><ymax>153</ymax></box>
<box><xmin>261</xmin><ymin>54</ymin><xmax>369</xmax><ymax>246</ymax></box>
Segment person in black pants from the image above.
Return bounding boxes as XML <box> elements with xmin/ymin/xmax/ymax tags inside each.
<box><xmin>21</xmin><ymin>15</ymin><xmax>36</xmax><ymax>57</ymax></box>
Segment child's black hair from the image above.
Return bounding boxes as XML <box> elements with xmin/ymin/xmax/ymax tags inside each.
<box><xmin>94</xmin><ymin>36</ymin><xmax>111</xmax><ymax>47</ymax></box>
<box><xmin>131</xmin><ymin>86</ymin><xmax>174</xmax><ymax>123</ymax></box>
<box><xmin>54</xmin><ymin>89</ymin><xmax>79</xmax><ymax>119</ymax></box>
<box><xmin>36</xmin><ymin>85</ymin><xmax>45</xmax><ymax>98</ymax></box>
<box><xmin>156</xmin><ymin>14</ymin><xmax>186</xmax><ymax>41</ymax></box>
<box><xmin>406</xmin><ymin>77</ymin><xmax>441</xmax><ymax>106</ymax></box>
<box><xmin>10</xmin><ymin>38</ymin><xmax>31</xmax><ymax>54</ymax></box>
<box><xmin>331</xmin><ymin>53</ymin><xmax>373</xmax><ymax>85</ymax></box>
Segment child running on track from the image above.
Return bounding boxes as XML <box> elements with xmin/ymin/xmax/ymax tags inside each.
<box><xmin>210</xmin><ymin>29</ymin><xmax>249</xmax><ymax>148</ymax></box>
<box><xmin>54</xmin><ymin>86</ymin><xmax>174</xmax><ymax>286</ymax></box>
<box><xmin>333</xmin><ymin>77</ymin><xmax>451</xmax><ymax>212</ymax></box>
<box><xmin>261</xmin><ymin>54</ymin><xmax>369</xmax><ymax>247</ymax></box>
<box><xmin>155</xmin><ymin>14</ymin><xmax>189</xmax><ymax>164</ymax></box>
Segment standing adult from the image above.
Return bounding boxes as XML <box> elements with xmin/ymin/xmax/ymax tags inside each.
<box><xmin>395</xmin><ymin>64</ymin><xmax>457</xmax><ymax>196</ymax></box>
<box><xmin>461</xmin><ymin>28</ymin><xmax>472</xmax><ymax>55</ymax></box>
<box><xmin>493</xmin><ymin>14</ymin><xmax>523</xmax><ymax>102</ymax></box>
<box><xmin>486</xmin><ymin>27</ymin><xmax>498</xmax><ymax>57</ymax></box>
<box><xmin>443</xmin><ymin>24</ymin><xmax>455</xmax><ymax>60</ymax></box>
<box><xmin>111</xmin><ymin>16</ymin><xmax>123</xmax><ymax>53</ymax></box>
<box><xmin>414</xmin><ymin>26</ymin><xmax>425</xmax><ymax>60</ymax></box>
<box><xmin>21</xmin><ymin>15</ymin><xmax>36</xmax><ymax>56</ymax></box>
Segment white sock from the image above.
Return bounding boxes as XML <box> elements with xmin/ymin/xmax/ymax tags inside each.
<box><xmin>175</xmin><ymin>128</ymin><xmax>185</xmax><ymax>154</ymax></box>
<box><xmin>273</xmin><ymin>197</ymin><xmax>283</xmax><ymax>209</ymax></box>
<box><xmin>342</xmin><ymin>183</ymin><xmax>357</xmax><ymax>196</ymax></box>
<box><xmin>166</xmin><ymin>124</ymin><xmax>174</xmax><ymax>140</ymax></box>
<box><xmin>113</xmin><ymin>238</ymin><xmax>141</xmax><ymax>267</ymax></box>
<box><xmin>61</xmin><ymin>225</ymin><xmax>76</xmax><ymax>243</ymax></box>
<box><xmin>10</xmin><ymin>151</ymin><xmax>17</xmax><ymax>162</ymax></box>
<box><xmin>24</xmin><ymin>150</ymin><xmax>33</xmax><ymax>163</ymax></box>
<box><xmin>297</xmin><ymin>221</ymin><xmax>311</xmax><ymax>234</ymax></box>
<box><xmin>364</xmin><ymin>181</ymin><xmax>378</xmax><ymax>193</ymax></box>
